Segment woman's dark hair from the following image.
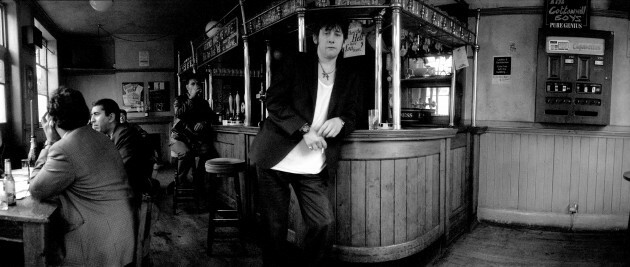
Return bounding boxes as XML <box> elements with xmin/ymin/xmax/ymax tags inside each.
<box><xmin>312</xmin><ymin>15</ymin><xmax>349</xmax><ymax>39</ymax></box>
<box><xmin>92</xmin><ymin>98</ymin><xmax>121</xmax><ymax>123</ymax></box>
<box><xmin>48</xmin><ymin>87</ymin><xmax>90</xmax><ymax>131</ymax></box>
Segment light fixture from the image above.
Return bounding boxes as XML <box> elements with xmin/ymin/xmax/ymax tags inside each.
<box><xmin>89</xmin><ymin>0</ymin><xmax>113</xmax><ymax>12</ymax></box>
<box><xmin>205</xmin><ymin>21</ymin><xmax>222</xmax><ymax>38</ymax></box>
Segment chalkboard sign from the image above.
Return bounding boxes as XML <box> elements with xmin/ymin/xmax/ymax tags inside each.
<box><xmin>493</xmin><ymin>57</ymin><xmax>511</xmax><ymax>75</ymax></box>
<box><xmin>147</xmin><ymin>81</ymin><xmax>170</xmax><ymax>112</ymax></box>
<box><xmin>545</xmin><ymin>0</ymin><xmax>590</xmax><ymax>29</ymax></box>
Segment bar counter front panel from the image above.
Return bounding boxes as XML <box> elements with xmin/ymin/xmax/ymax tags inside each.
<box><xmin>211</xmin><ymin>125</ymin><xmax>472</xmax><ymax>263</ymax></box>
<box><xmin>477</xmin><ymin>127</ymin><xmax>630</xmax><ymax>230</ymax></box>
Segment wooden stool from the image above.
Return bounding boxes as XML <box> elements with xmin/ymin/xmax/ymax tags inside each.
<box><xmin>171</xmin><ymin>151</ymin><xmax>201</xmax><ymax>214</ymax></box>
<box><xmin>205</xmin><ymin>158</ymin><xmax>246</xmax><ymax>255</ymax></box>
<box><xmin>623</xmin><ymin>171</ymin><xmax>630</xmax><ymax>247</ymax></box>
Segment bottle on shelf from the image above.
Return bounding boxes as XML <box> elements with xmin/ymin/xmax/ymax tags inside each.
<box><xmin>4</xmin><ymin>159</ymin><xmax>15</xmax><ymax>206</ymax></box>
<box><xmin>228</xmin><ymin>93</ymin><xmax>234</xmax><ymax>121</ymax></box>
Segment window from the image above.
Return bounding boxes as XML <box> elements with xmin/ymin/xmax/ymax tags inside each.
<box><xmin>35</xmin><ymin>19</ymin><xmax>58</xmax><ymax>125</ymax></box>
<box><xmin>0</xmin><ymin>4</ymin><xmax>6</xmax><ymax>123</ymax></box>
<box><xmin>36</xmin><ymin>39</ymin><xmax>48</xmax><ymax>123</ymax></box>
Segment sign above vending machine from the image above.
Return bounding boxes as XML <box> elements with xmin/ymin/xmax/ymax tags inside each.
<box><xmin>544</xmin><ymin>0</ymin><xmax>590</xmax><ymax>29</ymax></box>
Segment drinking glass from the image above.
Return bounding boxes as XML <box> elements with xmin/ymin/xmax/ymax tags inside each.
<box><xmin>368</xmin><ymin>109</ymin><xmax>379</xmax><ymax>130</ymax></box>
<box><xmin>21</xmin><ymin>159</ymin><xmax>30</xmax><ymax>178</ymax></box>
<box><xmin>0</xmin><ymin>183</ymin><xmax>6</xmax><ymax>210</ymax></box>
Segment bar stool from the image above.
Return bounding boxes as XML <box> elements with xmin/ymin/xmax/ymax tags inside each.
<box><xmin>205</xmin><ymin>158</ymin><xmax>246</xmax><ymax>255</ymax></box>
<box><xmin>171</xmin><ymin>150</ymin><xmax>200</xmax><ymax>214</ymax></box>
<box><xmin>623</xmin><ymin>171</ymin><xmax>630</xmax><ymax>246</ymax></box>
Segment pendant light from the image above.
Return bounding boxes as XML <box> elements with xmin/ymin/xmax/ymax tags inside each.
<box><xmin>89</xmin><ymin>0</ymin><xmax>113</xmax><ymax>12</ymax></box>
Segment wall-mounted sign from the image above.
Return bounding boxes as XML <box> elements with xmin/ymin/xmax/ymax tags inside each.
<box><xmin>197</xmin><ymin>17</ymin><xmax>239</xmax><ymax>68</ymax></box>
<box><xmin>492</xmin><ymin>56</ymin><xmax>511</xmax><ymax>85</ymax></box>
<box><xmin>544</xmin><ymin>0</ymin><xmax>590</xmax><ymax>29</ymax></box>
<box><xmin>139</xmin><ymin>51</ymin><xmax>149</xmax><ymax>67</ymax></box>
<box><xmin>180</xmin><ymin>56</ymin><xmax>194</xmax><ymax>74</ymax></box>
<box><xmin>545</xmin><ymin>36</ymin><xmax>604</xmax><ymax>55</ymax></box>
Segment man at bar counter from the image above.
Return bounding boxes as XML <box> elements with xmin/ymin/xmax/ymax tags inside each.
<box><xmin>29</xmin><ymin>87</ymin><xmax>135</xmax><ymax>266</ymax></box>
<box><xmin>170</xmin><ymin>76</ymin><xmax>216</xmax><ymax>189</ymax></box>
<box><xmin>91</xmin><ymin>98</ymin><xmax>156</xmax><ymax>198</ymax></box>
<box><xmin>249</xmin><ymin>16</ymin><xmax>361</xmax><ymax>266</ymax></box>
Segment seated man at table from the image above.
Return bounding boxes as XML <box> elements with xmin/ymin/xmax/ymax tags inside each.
<box><xmin>30</xmin><ymin>87</ymin><xmax>135</xmax><ymax>266</ymax></box>
<box><xmin>91</xmin><ymin>98</ymin><xmax>156</xmax><ymax>198</ymax></box>
<box><xmin>120</xmin><ymin>109</ymin><xmax>149</xmax><ymax>137</ymax></box>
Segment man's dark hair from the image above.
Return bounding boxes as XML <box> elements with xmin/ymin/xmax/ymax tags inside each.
<box><xmin>93</xmin><ymin>98</ymin><xmax>121</xmax><ymax>123</ymax></box>
<box><xmin>185</xmin><ymin>76</ymin><xmax>201</xmax><ymax>85</ymax></box>
<box><xmin>312</xmin><ymin>15</ymin><xmax>349</xmax><ymax>40</ymax></box>
<box><xmin>48</xmin><ymin>87</ymin><xmax>90</xmax><ymax>131</ymax></box>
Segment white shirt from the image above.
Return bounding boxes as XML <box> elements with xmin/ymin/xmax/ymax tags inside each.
<box><xmin>272</xmin><ymin>79</ymin><xmax>333</xmax><ymax>174</ymax></box>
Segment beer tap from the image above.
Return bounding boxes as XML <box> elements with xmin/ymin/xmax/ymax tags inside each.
<box><xmin>256</xmin><ymin>82</ymin><xmax>266</xmax><ymax>125</ymax></box>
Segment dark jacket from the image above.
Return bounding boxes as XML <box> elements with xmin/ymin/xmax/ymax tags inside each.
<box><xmin>111</xmin><ymin>123</ymin><xmax>154</xmax><ymax>196</ymax></box>
<box><xmin>171</xmin><ymin>93</ymin><xmax>215</xmax><ymax>145</ymax></box>
<box><xmin>250</xmin><ymin>52</ymin><xmax>362</xmax><ymax>170</ymax></box>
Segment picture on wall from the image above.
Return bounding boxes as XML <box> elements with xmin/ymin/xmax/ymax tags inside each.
<box><xmin>148</xmin><ymin>81</ymin><xmax>170</xmax><ymax>112</ymax></box>
<box><xmin>122</xmin><ymin>82</ymin><xmax>145</xmax><ymax>112</ymax></box>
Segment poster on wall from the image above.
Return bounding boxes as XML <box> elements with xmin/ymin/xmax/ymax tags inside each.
<box><xmin>492</xmin><ymin>56</ymin><xmax>511</xmax><ymax>85</ymax></box>
<box><xmin>121</xmin><ymin>82</ymin><xmax>145</xmax><ymax>112</ymax></box>
<box><xmin>148</xmin><ymin>81</ymin><xmax>170</xmax><ymax>112</ymax></box>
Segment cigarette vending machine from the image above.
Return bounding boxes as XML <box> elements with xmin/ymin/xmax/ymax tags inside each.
<box><xmin>535</xmin><ymin>29</ymin><xmax>613</xmax><ymax>125</ymax></box>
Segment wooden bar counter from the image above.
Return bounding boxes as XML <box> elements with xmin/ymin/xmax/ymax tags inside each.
<box><xmin>211</xmin><ymin>125</ymin><xmax>469</xmax><ymax>263</ymax></box>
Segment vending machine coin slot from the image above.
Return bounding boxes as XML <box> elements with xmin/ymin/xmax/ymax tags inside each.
<box><xmin>577</xmin><ymin>56</ymin><xmax>590</xmax><ymax>80</ymax></box>
<box><xmin>548</xmin><ymin>56</ymin><xmax>561</xmax><ymax>79</ymax></box>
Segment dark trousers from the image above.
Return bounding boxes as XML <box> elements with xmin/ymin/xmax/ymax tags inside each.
<box><xmin>257</xmin><ymin>167</ymin><xmax>334</xmax><ymax>267</ymax></box>
<box><xmin>169</xmin><ymin>138</ymin><xmax>210</xmax><ymax>184</ymax></box>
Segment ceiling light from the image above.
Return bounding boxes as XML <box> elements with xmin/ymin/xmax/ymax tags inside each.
<box><xmin>89</xmin><ymin>0</ymin><xmax>113</xmax><ymax>12</ymax></box>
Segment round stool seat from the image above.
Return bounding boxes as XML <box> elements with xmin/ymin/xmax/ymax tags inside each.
<box><xmin>205</xmin><ymin>158</ymin><xmax>246</xmax><ymax>174</ymax></box>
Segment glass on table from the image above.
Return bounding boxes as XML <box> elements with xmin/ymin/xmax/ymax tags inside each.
<box><xmin>21</xmin><ymin>159</ymin><xmax>30</xmax><ymax>178</ymax></box>
<box><xmin>0</xmin><ymin>182</ymin><xmax>7</xmax><ymax>210</ymax></box>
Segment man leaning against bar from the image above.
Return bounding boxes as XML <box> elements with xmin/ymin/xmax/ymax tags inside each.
<box><xmin>249</xmin><ymin>15</ymin><xmax>362</xmax><ymax>267</ymax></box>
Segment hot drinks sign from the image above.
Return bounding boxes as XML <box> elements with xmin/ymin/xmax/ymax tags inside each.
<box><xmin>545</xmin><ymin>0</ymin><xmax>590</xmax><ymax>29</ymax></box>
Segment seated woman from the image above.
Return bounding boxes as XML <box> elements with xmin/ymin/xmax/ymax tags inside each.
<box><xmin>29</xmin><ymin>87</ymin><xmax>135</xmax><ymax>266</ymax></box>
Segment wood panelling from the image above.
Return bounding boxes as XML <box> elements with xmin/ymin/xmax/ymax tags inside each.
<box><xmin>478</xmin><ymin>130</ymin><xmax>630</xmax><ymax>229</ymax></box>
<box><xmin>211</xmin><ymin>128</ymin><xmax>471</xmax><ymax>262</ymax></box>
<box><xmin>341</xmin><ymin>140</ymin><xmax>442</xmax><ymax>160</ymax></box>
<box><xmin>333</xmin><ymin>140</ymin><xmax>444</xmax><ymax>262</ymax></box>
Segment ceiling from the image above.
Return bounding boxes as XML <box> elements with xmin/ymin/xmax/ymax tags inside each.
<box><xmin>35</xmin><ymin>0</ymin><xmax>236</xmax><ymax>39</ymax></box>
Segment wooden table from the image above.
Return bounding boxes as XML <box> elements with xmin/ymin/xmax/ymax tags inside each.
<box><xmin>0</xmin><ymin>196</ymin><xmax>58</xmax><ymax>267</ymax></box>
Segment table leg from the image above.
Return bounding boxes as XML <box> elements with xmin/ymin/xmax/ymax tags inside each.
<box><xmin>22</xmin><ymin>223</ymin><xmax>46</xmax><ymax>267</ymax></box>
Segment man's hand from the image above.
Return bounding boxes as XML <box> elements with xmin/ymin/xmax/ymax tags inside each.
<box><xmin>317</xmin><ymin>117</ymin><xmax>344</xmax><ymax>138</ymax></box>
<box><xmin>41</xmin><ymin>113</ymin><xmax>61</xmax><ymax>144</ymax></box>
<box><xmin>194</xmin><ymin>122</ymin><xmax>205</xmax><ymax>132</ymax></box>
<box><xmin>303</xmin><ymin>127</ymin><xmax>327</xmax><ymax>152</ymax></box>
<box><xmin>188</xmin><ymin>87</ymin><xmax>201</xmax><ymax>99</ymax></box>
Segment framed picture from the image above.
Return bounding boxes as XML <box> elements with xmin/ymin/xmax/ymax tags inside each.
<box><xmin>147</xmin><ymin>81</ymin><xmax>170</xmax><ymax>112</ymax></box>
<box><xmin>121</xmin><ymin>82</ymin><xmax>145</xmax><ymax>112</ymax></box>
